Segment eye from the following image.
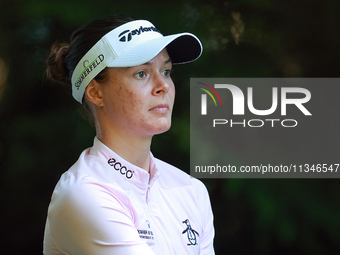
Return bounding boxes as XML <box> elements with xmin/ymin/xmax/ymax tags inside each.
<box><xmin>161</xmin><ymin>69</ymin><xmax>172</xmax><ymax>77</ymax></box>
<box><xmin>134</xmin><ymin>70</ymin><xmax>147</xmax><ymax>79</ymax></box>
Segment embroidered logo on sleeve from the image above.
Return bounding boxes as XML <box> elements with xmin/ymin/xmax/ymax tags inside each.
<box><xmin>182</xmin><ymin>219</ymin><xmax>199</xmax><ymax>246</ymax></box>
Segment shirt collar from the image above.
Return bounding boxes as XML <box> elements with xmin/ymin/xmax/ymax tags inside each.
<box><xmin>89</xmin><ymin>137</ymin><xmax>160</xmax><ymax>189</ymax></box>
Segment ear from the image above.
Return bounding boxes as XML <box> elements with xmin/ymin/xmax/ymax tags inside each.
<box><xmin>84</xmin><ymin>79</ymin><xmax>103</xmax><ymax>107</ymax></box>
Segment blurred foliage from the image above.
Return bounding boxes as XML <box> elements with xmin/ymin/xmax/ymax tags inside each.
<box><xmin>0</xmin><ymin>0</ymin><xmax>339</xmax><ymax>254</ymax></box>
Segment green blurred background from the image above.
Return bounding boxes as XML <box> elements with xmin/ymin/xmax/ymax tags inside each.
<box><xmin>0</xmin><ymin>0</ymin><xmax>339</xmax><ymax>254</ymax></box>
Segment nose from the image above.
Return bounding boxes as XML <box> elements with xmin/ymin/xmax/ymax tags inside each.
<box><xmin>152</xmin><ymin>73</ymin><xmax>172</xmax><ymax>96</ymax></box>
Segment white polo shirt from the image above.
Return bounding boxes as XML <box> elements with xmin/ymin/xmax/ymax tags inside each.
<box><xmin>43</xmin><ymin>137</ymin><xmax>215</xmax><ymax>255</ymax></box>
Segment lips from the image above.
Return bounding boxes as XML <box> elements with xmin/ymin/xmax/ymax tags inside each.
<box><xmin>149</xmin><ymin>104</ymin><xmax>170</xmax><ymax>113</ymax></box>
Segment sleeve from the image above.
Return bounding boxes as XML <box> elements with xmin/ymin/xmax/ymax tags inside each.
<box><xmin>45</xmin><ymin>177</ymin><xmax>156</xmax><ymax>255</ymax></box>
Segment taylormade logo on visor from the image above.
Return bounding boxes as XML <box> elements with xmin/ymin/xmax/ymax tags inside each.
<box><xmin>74</xmin><ymin>54</ymin><xmax>104</xmax><ymax>90</ymax></box>
<box><xmin>118</xmin><ymin>26</ymin><xmax>160</xmax><ymax>42</ymax></box>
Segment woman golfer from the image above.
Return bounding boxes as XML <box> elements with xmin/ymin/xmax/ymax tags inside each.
<box><xmin>43</xmin><ymin>15</ymin><xmax>215</xmax><ymax>255</ymax></box>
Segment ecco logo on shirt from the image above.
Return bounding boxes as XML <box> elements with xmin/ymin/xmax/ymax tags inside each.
<box><xmin>108</xmin><ymin>158</ymin><xmax>134</xmax><ymax>179</ymax></box>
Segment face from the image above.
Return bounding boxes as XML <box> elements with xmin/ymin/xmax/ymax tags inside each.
<box><xmin>99</xmin><ymin>49</ymin><xmax>175</xmax><ymax>138</ymax></box>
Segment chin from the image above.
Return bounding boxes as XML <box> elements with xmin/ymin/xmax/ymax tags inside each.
<box><xmin>152</xmin><ymin>122</ymin><xmax>172</xmax><ymax>135</ymax></box>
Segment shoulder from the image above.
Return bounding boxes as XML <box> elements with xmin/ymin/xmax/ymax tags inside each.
<box><xmin>45</xmin><ymin>158</ymin><xmax>147</xmax><ymax>254</ymax></box>
<box><xmin>48</xmin><ymin>149</ymin><xmax>132</xmax><ymax>219</ymax></box>
<box><xmin>49</xmin><ymin>168</ymin><xmax>129</xmax><ymax>220</ymax></box>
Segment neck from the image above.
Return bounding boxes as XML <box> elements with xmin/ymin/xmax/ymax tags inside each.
<box><xmin>96</xmin><ymin>124</ymin><xmax>152</xmax><ymax>172</ymax></box>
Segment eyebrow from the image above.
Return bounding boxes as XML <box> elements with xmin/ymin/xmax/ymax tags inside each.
<box><xmin>142</xmin><ymin>57</ymin><xmax>172</xmax><ymax>65</ymax></box>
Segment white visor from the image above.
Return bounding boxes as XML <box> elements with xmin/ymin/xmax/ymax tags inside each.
<box><xmin>71</xmin><ymin>20</ymin><xmax>203</xmax><ymax>103</ymax></box>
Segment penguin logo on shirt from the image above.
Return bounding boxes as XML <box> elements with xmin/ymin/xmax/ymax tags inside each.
<box><xmin>182</xmin><ymin>219</ymin><xmax>199</xmax><ymax>246</ymax></box>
